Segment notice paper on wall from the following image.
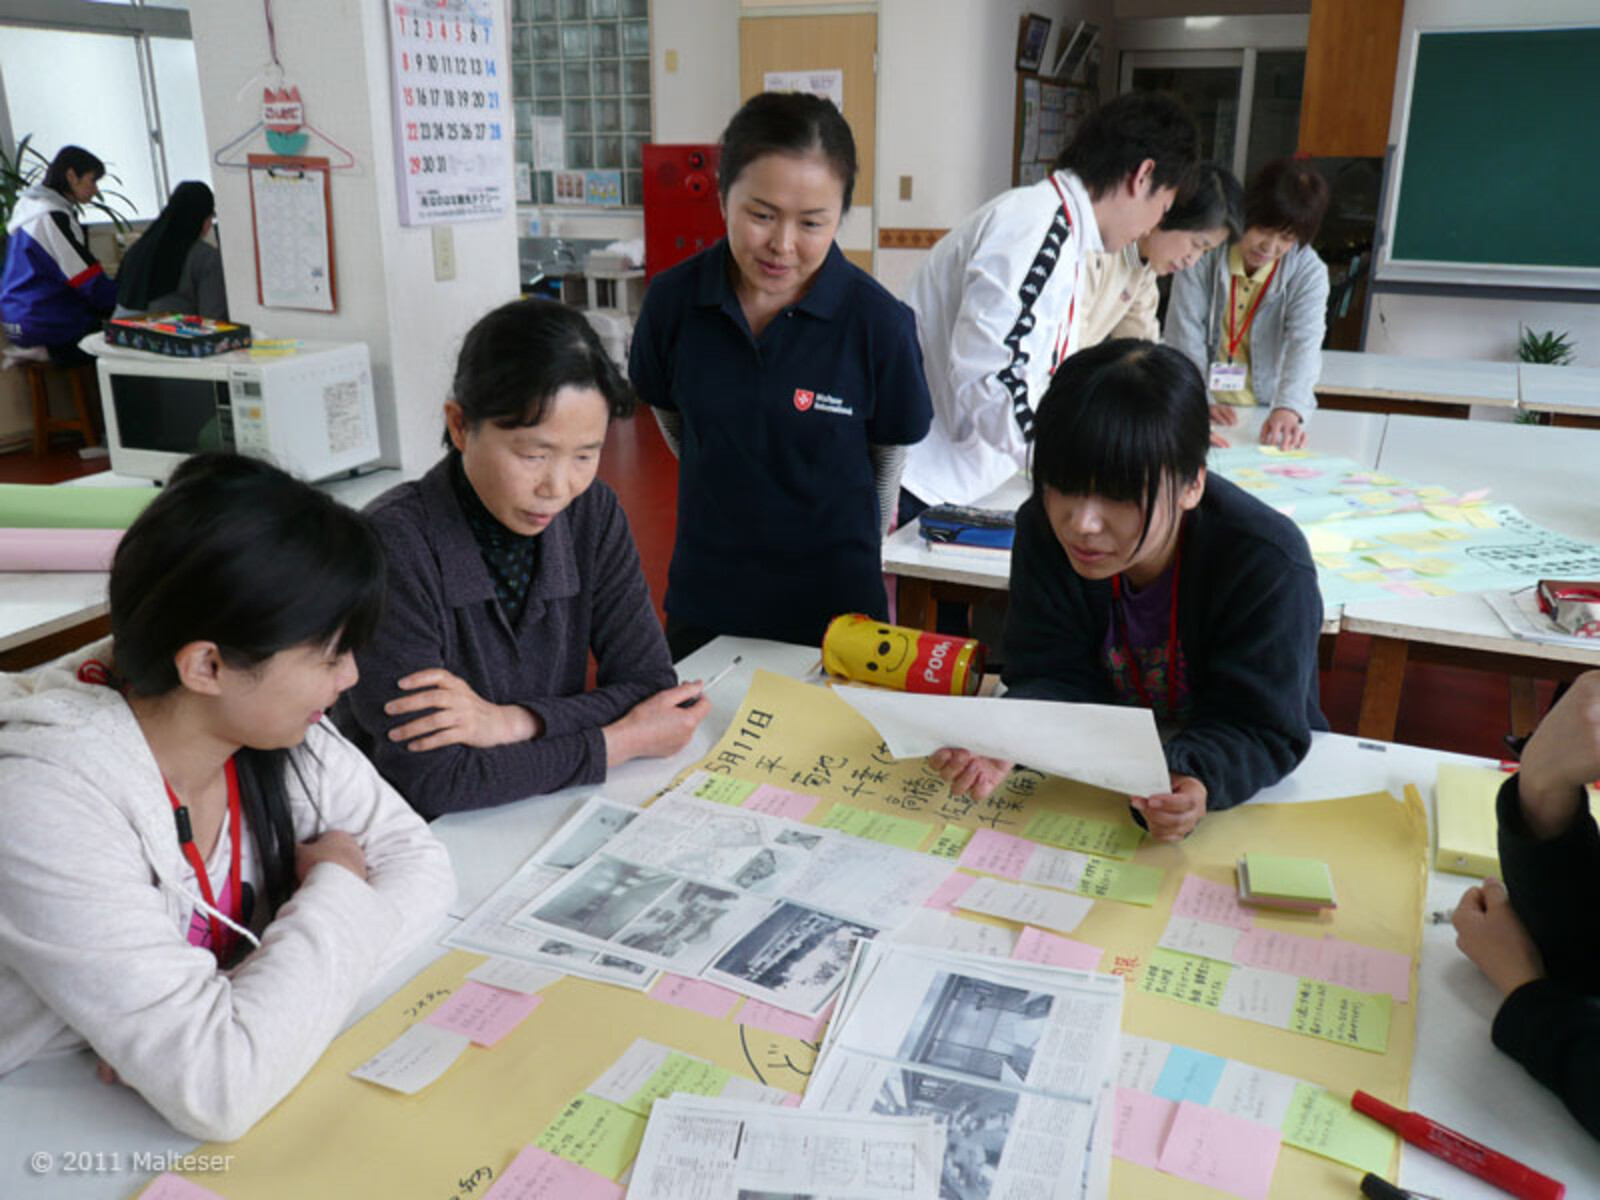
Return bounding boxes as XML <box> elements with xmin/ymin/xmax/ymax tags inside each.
<box><xmin>762</xmin><ymin>68</ymin><xmax>844</xmax><ymax>110</ymax></box>
<box><xmin>246</xmin><ymin>155</ymin><xmax>335</xmax><ymax>312</ymax></box>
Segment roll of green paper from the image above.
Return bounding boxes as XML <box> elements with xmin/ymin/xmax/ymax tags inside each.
<box><xmin>0</xmin><ymin>484</ymin><xmax>157</xmax><ymax>530</ymax></box>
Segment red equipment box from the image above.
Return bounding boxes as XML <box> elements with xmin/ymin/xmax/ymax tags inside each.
<box><xmin>642</xmin><ymin>144</ymin><xmax>725</xmax><ymax>280</ymax></box>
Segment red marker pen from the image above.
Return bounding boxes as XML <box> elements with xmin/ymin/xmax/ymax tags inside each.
<box><xmin>1351</xmin><ymin>1092</ymin><xmax>1565</xmax><ymax>1200</ymax></box>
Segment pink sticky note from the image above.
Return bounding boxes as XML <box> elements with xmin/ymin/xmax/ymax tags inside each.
<box><xmin>1012</xmin><ymin>925</ymin><xmax>1104</xmax><ymax>971</ymax></box>
<box><xmin>924</xmin><ymin>871</ymin><xmax>978</xmax><ymax>912</ymax></box>
<box><xmin>1383</xmin><ymin>582</ymin><xmax>1427</xmax><ymax>598</ymax></box>
<box><xmin>1172</xmin><ymin>875</ymin><xmax>1254</xmax><ymax>931</ymax></box>
<box><xmin>648</xmin><ymin>974</ymin><xmax>742</xmax><ymax>1019</ymax></box>
<box><xmin>483</xmin><ymin>1145</ymin><xmax>626</xmax><ymax>1200</ymax></box>
<box><xmin>138</xmin><ymin>1177</ymin><xmax>226</xmax><ymax>1200</ymax></box>
<box><xmin>1264</xmin><ymin>465</ymin><xmax>1322</xmax><ymax>480</ymax></box>
<box><xmin>1156</xmin><ymin>1101</ymin><xmax>1281</xmax><ymax>1200</ymax></box>
<box><xmin>780</xmin><ymin>1092</ymin><xmax>803</xmax><ymax>1108</ymax></box>
<box><xmin>1233</xmin><ymin>928</ymin><xmax>1325</xmax><ymax>977</ymax></box>
<box><xmin>425</xmin><ymin>980</ymin><xmax>544</xmax><ymax>1047</ymax></box>
<box><xmin>958</xmin><ymin>829</ymin><xmax>1037</xmax><ymax>879</ymax></box>
<box><xmin>1317</xmin><ymin>936</ymin><xmax>1412</xmax><ymax>1002</ymax></box>
<box><xmin>1459</xmin><ymin>488</ymin><xmax>1490</xmax><ymax>503</ymax></box>
<box><xmin>744</xmin><ymin>784</ymin><xmax>819</xmax><ymax>821</ymax></box>
<box><xmin>738</xmin><ymin>998</ymin><xmax>833</xmax><ymax>1042</ymax></box>
<box><xmin>1112</xmin><ymin>1087</ymin><xmax>1177</xmax><ymax>1169</ymax></box>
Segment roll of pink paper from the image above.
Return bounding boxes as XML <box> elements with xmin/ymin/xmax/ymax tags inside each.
<box><xmin>0</xmin><ymin>527</ymin><xmax>123</xmax><ymax>571</ymax></box>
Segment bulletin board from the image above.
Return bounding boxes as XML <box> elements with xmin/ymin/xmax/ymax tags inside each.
<box><xmin>246</xmin><ymin>154</ymin><xmax>337</xmax><ymax>313</ymax></box>
<box><xmin>1013</xmin><ymin>73</ymin><xmax>1093</xmax><ymax>187</ymax></box>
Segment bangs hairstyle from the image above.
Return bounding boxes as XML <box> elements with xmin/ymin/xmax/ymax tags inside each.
<box><xmin>1056</xmin><ymin>92</ymin><xmax>1199</xmax><ymax>199</ymax></box>
<box><xmin>110</xmin><ymin>452</ymin><xmax>385</xmax><ymax>697</ymax></box>
<box><xmin>43</xmin><ymin>145</ymin><xmax>106</xmax><ymax>194</ymax></box>
<box><xmin>109</xmin><ymin>452</ymin><xmax>386</xmax><ymax>920</ymax></box>
<box><xmin>718</xmin><ymin>91</ymin><xmax>858</xmax><ymax>213</ymax></box>
<box><xmin>1243</xmin><ymin>157</ymin><xmax>1330</xmax><ymax>246</ymax></box>
<box><xmin>1160</xmin><ymin>162</ymin><xmax>1243</xmax><ymax>241</ymax></box>
<box><xmin>446</xmin><ymin>297</ymin><xmax>635</xmax><ymax>443</ymax></box>
<box><xmin>1030</xmin><ymin>340</ymin><xmax>1211</xmax><ymax>551</ymax></box>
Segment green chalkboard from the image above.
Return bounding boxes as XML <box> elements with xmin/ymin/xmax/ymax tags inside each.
<box><xmin>1391</xmin><ymin>27</ymin><xmax>1600</xmax><ymax>273</ymax></box>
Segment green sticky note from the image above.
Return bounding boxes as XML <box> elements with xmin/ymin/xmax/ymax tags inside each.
<box><xmin>0</xmin><ymin>483</ymin><xmax>156</xmax><ymax>530</ymax></box>
<box><xmin>1290</xmin><ymin>980</ymin><xmax>1391</xmax><ymax>1053</ymax></box>
<box><xmin>1077</xmin><ymin>858</ymin><xmax>1163</xmax><ymax>906</ymax></box>
<box><xmin>621</xmin><ymin>1052</ymin><xmax>732</xmax><ymax>1117</ymax></box>
<box><xmin>1022</xmin><ymin>811</ymin><xmax>1143</xmax><ymax>861</ymax></box>
<box><xmin>1244</xmin><ymin>854</ymin><xmax>1335</xmax><ymax>904</ymax></box>
<box><xmin>1281</xmin><ymin>1084</ymin><xmax>1398</xmax><ymax>1173</ymax></box>
<box><xmin>535</xmin><ymin>1092</ymin><xmax>647</xmax><ymax>1180</ymax></box>
<box><xmin>821</xmin><ymin>803</ymin><xmax>932</xmax><ymax>851</ymax></box>
<box><xmin>694</xmin><ymin>775</ymin><xmax>757</xmax><ymax>806</ymax></box>
<box><xmin>929</xmin><ymin>824</ymin><xmax>974</xmax><ymax>860</ymax></box>
<box><xmin>1139</xmin><ymin>949</ymin><xmax>1231</xmax><ymax>1010</ymax></box>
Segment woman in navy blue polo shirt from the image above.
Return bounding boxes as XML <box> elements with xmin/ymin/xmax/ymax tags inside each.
<box><xmin>629</xmin><ymin>93</ymin><xmax>933</xmax><ymax>657</ymax></box>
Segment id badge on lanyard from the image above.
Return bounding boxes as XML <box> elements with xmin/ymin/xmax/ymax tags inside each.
<box><xmin>1208</xmin><ymin>362</ymin><xmax>1247</xmax><ymax>392</ymax></box>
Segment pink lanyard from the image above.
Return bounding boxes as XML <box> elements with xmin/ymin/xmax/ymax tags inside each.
<box><xmin>1047</xmin><ymin>174</ymin><xmax>1080</xmax><ymax>373</ymax></box>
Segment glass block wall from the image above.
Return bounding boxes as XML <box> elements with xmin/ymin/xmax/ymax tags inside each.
<box><xmin>510</xmin><ymin>0</ymin><xmax>651</xmax><ymax>207</ymax></box>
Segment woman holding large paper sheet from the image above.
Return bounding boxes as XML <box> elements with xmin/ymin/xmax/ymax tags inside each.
<box><xmin>0</xmin><ymin>453</ymin><xmax>453</xmax><ymax>1140</ymax></box>
<box><xmin>932</xmin><ymin>340</ymin><xmax>1326</xmax><ymax>840</ymax></box>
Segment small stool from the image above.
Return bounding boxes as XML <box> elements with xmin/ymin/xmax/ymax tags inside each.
<box><xmin>1</xmin><ymin>344</ymin><xmax>99</xmax><ymax>458</ymax></box>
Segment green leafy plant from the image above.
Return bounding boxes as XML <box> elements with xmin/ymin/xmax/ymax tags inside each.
<box><xmin>1517</xmin><ymin>325</ymin><xmax>1576</xmax><ymax>366</ymax></box>
<box><xmin>1</xmin><ymin>133</ymin><xmax>136</xmax><ymax>270</ymax></box>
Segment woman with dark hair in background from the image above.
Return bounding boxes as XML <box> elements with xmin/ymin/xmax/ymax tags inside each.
<box><xmin>1077</xmin><ymin>162</ymin><xmax>1244</xmax><ymax>347</ymax></box>
<box><xmin>629</xmin><ymin>91</ymin><xmax>932</xmax><ymax>658</ymax></box>
<box><xmin>0</xmin><ymin>453</ymin><xmax>453</xmax><ymax>1141</ymax></box>
<box><xmin>338</xmin><ymin>298</ymin><xmax>699</xmax><ymax>818</ymax></box>
<box><xmin>1164</xmin><ymin>156</ymin><xmax>1331</xmax><ymax>450</ymax></box>
<box><xmin>931</xmin><ymin>340</ymin><xmax>1326</xmax><ymax>842</ymax></box>
<box><xmin>0</xmin><ymin>145</ymin><xmax>119</xmax><ymax>364</ymax></box>
<box><xmin>115</xmin><ymin>180</ymin><xmax>227</xmax><ymax>319</ymax></box>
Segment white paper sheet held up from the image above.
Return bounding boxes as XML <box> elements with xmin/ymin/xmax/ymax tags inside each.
<box><xmin>833</xmin><ymin>685</ymin><xmax>1170</xmax><ymax>797</ymax></box>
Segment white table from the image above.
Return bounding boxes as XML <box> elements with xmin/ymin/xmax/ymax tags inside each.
<box><xmin>2</xmin><ymin>637</ymin><xmax>1596</xmax><ymax>1197</ymax></box>
<box><xmin>0</xmin><ymin>468</ymin><xmax>407</xmax><ymax>666</ymax></box>
<box><xmin>1518</xmin><ymin>362</ymin><xmax>1600</xmax><ymax>427</ymax></box>
<box><xmin>1317</xmin><ymin>350</ymin><xmax>1520</xmax><ymax>416</ymax></box>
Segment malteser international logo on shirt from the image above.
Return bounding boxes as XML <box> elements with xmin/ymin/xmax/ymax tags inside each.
<box><xmin>792</xmin><ymin>388</ymin><xmax>854</xmax><ymax>417</ymax></box>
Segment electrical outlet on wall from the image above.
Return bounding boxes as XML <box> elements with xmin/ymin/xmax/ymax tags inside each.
<box><xmin>432</xmin><ymin>225</ymin><xmax>456</xmax><ymax>282</ymax></box>
<box><xmin>899</xmin><ymin>175</ymin><xmax>913</xmax><ymax>201</ymax></box>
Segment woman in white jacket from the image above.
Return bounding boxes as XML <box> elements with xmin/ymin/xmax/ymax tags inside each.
<box><xmin>0</xmin><ymin>453</ymin><xmax>455</xmax><ymax>1141</ymax></box>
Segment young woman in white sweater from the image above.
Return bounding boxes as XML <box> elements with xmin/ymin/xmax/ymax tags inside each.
<box><xmin>0</xmin><ymin>454</ymin><xmax>454</xmax><ymax>1141</ymax></box>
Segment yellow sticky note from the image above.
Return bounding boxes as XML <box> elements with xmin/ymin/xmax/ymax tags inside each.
<box><xmin>1140</xmin><ymin>949</ymin><xmax>1231</xmax><ymax>1009</ymax></box>
<box><xmin>1416</xmin><ymin>485</ymin><xmax>1452</xmax><ymax>500</ymax></box>
<box><xmin>1290</xmin><ymin>980</ymin><xmax>1391</xmax><ymax>1053</ymax></box>
<box><xmin>1367</xmin><ymin>474</ymin><xmax>1402</xmax><ymax>486</ymax></box>
<box><xmin>1302</xmin><ymin>527</ymin><xmax>1354</xmax><ymax>555</ymax></box>
<box><xmin>1023</xmin><ymin>811</ymin><xmax>1143</xmax><ymax>860</ymax></box>
<box><xmin>1232</xmin><ymin>479</ymin><xmax>1272</xmax><ymax>492</ymax></box>
<box><xmin>1363</xmin><ymin>554</ymin><xmax>1412</xmax><ymax>571</ymax></box>
<box><xmin>929</xmin><ymin>824</ymin><xmax>974</xmax><ymax>860</ymax></box>
<box><xmin>1418</xmin><ymin>581</ymin><xmax>1455</xmax><ymax>597</ymax></box>
<box><xmin>1464</xmin><ymin>509</ymin><xmax>1500</xmax><ymax>529</ymax></box>
<box><xmin>1312</xmin><ymin>553</ymin><xmax>1353</xmax><ymax>570</ymax></box>
<box><xmin>535</xmin><ymin>1093</ymin><xmax>647</xmax><ymax>1180</ymax></box>
<box><xmin>1425</xmin><ymin>505</ymin><xmax>1470</xmax><ymax>525</ymax></box>
<box><xmin>1430</xmin><ymin>527</ymin><xmax>1470</xmax><ymax>542</ymax></box>
<box><xmin>1077</xmin><ymin>858</ymin><xmax>1163</xmax><ymax>906</ymax></box>
<box><xmin>1340</xmin><ymin>571</ymin><xmax>1384</xmax><ymax>584</ymax></box>
<box><xmin>1260</xmin><ymin>447</ymin><xmax>1313</xmax><ymax>459</ymax></box>
<box><xmin>621</xmin><ymin>1053</ymin><xmax>732</xmax><ymax>1117</ymax></box>
<box><xmin>1231</xmin><ymin>468</ymin><xmax>1266</xmax><ymax>479</ymax></box>
<box><xmin>1409</xmin><ymin>557</ymin><xmax>1457</xmax><ymax>577</ymax></box>
<box><xmin>1434</xmin><ymin>764</ymin><xmax>1504</xmax><ymax>877</ymax></box>
<box><xmin>821</xmin><ymin>803</ymin><xmax>932</xmax><ymax>851</ymax></box>
<box><xmin>1357</xmin><ymin>491</ymin><xmax>1395</xmax><ymax>507</ymax></box>
<box><xmin>694</xmin><ymin>776</ymin><xmax>757</xmax><ymax>806</ymax></box>
<box><xmin>1281</xmin><ymin>1084</ymin><xmax>1398</xmax><ymax>1174</ymax></box>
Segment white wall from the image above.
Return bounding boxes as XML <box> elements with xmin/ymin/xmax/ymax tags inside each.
<box><xmin>653</xmin><ymin>0</ymin><xmax>741</xmax><ymax>143</ymax></box>
<box><xmin>1370</xmin><ymin>0</ymin><xmax>1600</xmax><ymax>365</ymax></box>
<box><xmin>186</xmin><ymin>0</ymin><xmax>520</xmax><ymax>471</ymax></box>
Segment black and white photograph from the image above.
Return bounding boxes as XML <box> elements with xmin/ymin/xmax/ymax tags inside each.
<box><xmin>524</xmin><ymin>856</ymin><xmax>679</xmax><ymax>942</ymax></box>
<box><xmin>535</xmin><ymin>799</ymin><xmax>641</xmax><ymax>871</ymax></box>
<box><xmin>873</xmin><ymin>1071</ymin><xmax>1017</xmax><ymax>1200</ymax></box>
<box><xmin>708</xmin><ymin>901</ymin><xmax>879</xmax><ymax>1015</ymax></box>
<box><xmin>897</xmin><ymin>973</ymin><xmax>1055</xmax><ymax>1085</ymax></box>
<box><xmin>614</xmin><ymin>879</ymin><xmax>758</xmax><ymax>970</ymax></box>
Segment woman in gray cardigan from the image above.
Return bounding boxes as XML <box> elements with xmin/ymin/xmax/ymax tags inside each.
<box><xmin>1164</xmin><ymin>158</ymin><xmax>1329</xmax><ymax>450</ymax></box>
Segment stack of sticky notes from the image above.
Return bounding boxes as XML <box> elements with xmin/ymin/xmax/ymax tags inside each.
<box><xmin>1436</xmin><ymin>763</ymin><xmax>1600</xmax><ymax>878</ymax></box>
<box><xmin>1236</xmin><ymin>853</ymin><xmax>1337</xmax><ymax>912</ymax></box>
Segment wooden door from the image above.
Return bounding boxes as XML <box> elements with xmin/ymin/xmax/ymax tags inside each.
<box><xmin>738</xmin><ymin>12</ymin><xmax>877</xmax><ymax>273</ymax></box>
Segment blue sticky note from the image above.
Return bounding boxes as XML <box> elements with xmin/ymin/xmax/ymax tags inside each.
<box><xmin>1153</xmin><ymin>1045</ymin><xmax>1227</xmax><ymax>1105</ymax></box>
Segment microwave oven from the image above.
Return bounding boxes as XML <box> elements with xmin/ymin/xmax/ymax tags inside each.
<box><xmin>92</xmin><ymin>340</ymin><xmax>381</xmax><ymax>483</ymax></box>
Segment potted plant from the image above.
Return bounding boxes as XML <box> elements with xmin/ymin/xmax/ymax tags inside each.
<box><xmin>0</xmin><ymin>133</ymin><xmax>135</xmax><ymax>273</ymax></box>
<box><xmin>1514</xmin><ymin>326</ymin><xmax>1576</xmax><ymax>424</ymax></box>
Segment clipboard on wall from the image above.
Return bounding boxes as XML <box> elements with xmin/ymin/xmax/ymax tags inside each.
<box><xmin>246</xmin><ymin>154</ymin><xmax>338</xmax><ymax>312</ymax></box>
<box><xmin>1012</xmin><ymin>74</ymin><xmax>1093</xmax><ymax>188</ymax></box>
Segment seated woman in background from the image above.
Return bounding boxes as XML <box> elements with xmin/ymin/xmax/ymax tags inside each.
<box><xmin>0</xmin><ymin>453</ymin><xmax>454</xmax><ymax>1141</ymax></box>
<box><xmin>1452</xmin><ymin>670</ymin><xmax>1600</xmax><ymax>1141</ymax></box>
<box><xmin>1163</xmin><ymin>157</ymin><xmax>1330</xmax><ymax>450</ymax></box>
<box><xmin>0</xmin><ymin>145</ymin><xmax>118</xmax><ymax>364</ymax></box>
<box><xmin>1077</xmin><ymin>162</ymin><xmax>1242</xmax><ymax>347</ymax></box>
<box><xmin>338</xmin><ymin>298</ymin><xmax>704</xmax><ymax>819</ymax></box>
<box><xmin>115</xmin><ymin>180</ymin><xmax>227</xmax><ymax>320</ymax></box>
<box><xmin>932</xmin><ymin>340</ymin><xmax>1326</xmax><ymax>842</ymax></box>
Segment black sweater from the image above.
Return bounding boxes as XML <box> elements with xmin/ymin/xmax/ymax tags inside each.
<box><xmin>1492</xmin><ymin>774</ymin><xmax>1600</xmax><ymax>1141</ymax></box>
<box><xmin>1002</xmin><ymin>474</ymin><xmax>1327</xmax><ymax>810</ymax></box>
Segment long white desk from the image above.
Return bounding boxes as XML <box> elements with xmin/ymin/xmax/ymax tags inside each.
<box><xmin>2</xmin><ymin>638</ymin><xmax>1596</xmax><ymax>1197</ymax></box>
<box><xmin>1518</xmin><ymin>362</ymin><xmax>1600</xmax><ymax>426</ymax></box>
<box><xmin>1317</xmin><ymin>350</ymin><xmax>1520</xmax><ymax>415</ymax></box>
